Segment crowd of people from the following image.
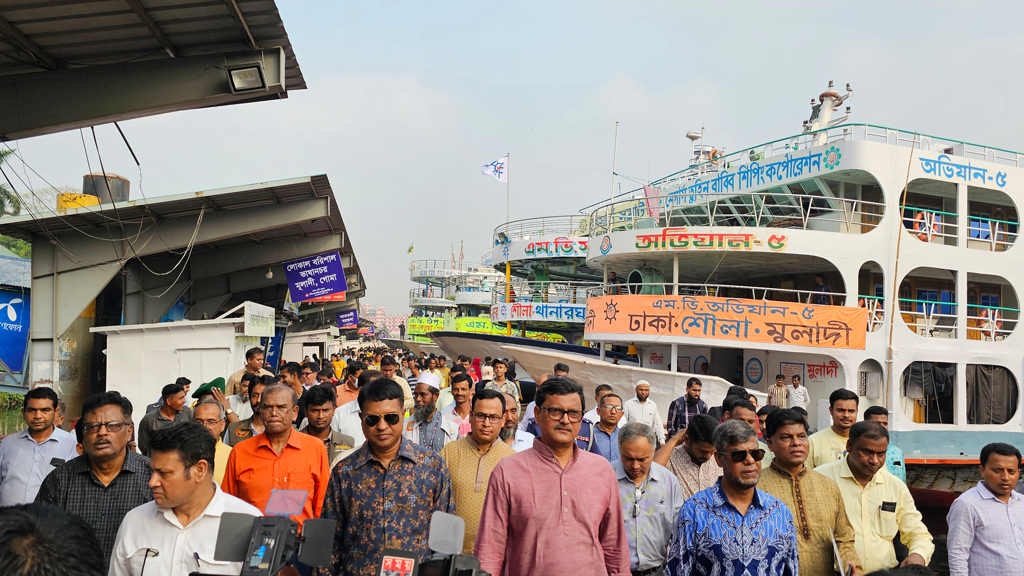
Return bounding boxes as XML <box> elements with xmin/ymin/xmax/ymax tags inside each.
<box><xmin>0</xmin><ymin>345</ymin><xmax>1018</xmax><ymax>576</ymax></box>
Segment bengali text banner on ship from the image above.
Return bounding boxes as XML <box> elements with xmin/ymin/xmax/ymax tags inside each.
<box><xmin>585</xmin><ymin>295</ymin><xmax>867</xmax><ymax>350</ymax></box>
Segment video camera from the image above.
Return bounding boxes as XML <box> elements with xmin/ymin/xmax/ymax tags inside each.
<box><xmin>209</xmin><ymin>490</ymin><xmax>334</xmax><ymax>576</ymax></box>
<box><xmin>377</xmin><ymin>512</ymin><xmax>490</xmax><ymax>576</ymax></box>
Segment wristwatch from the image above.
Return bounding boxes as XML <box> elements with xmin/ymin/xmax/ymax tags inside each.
<box><xmin>226</xmin><ymin>408</ymin><xmax>234</xmax><ymax>415</ymax></box>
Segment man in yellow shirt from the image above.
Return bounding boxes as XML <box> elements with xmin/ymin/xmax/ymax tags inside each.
<box><xmin>815</xmin><ymin>421</ymin><xmax>933</xmax><ymax>573</ymax></box>
<box><xmin>331</xmin><ymin>353</ymin><xmax>346</xmax><ymax>379</ymax></box>
<box><xmin>807</xmin><ymin>389</ymin><xmax>858</xmax><ymax>469</ymax></box>
<box><xmin>439</xmin><ymin>389</ymin><xmax>515</xmax><ymax>553</ymax></box>
<box><xmin>191</xmin><ymin>399</ymin><xmax>232</xmax><ymax>485</ymax></box>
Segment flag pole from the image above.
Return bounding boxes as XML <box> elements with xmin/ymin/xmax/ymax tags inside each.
<box><xmin>506</xmin><ymin>152</ymin><xmax>510</xmax><ymax>224</ymax></box>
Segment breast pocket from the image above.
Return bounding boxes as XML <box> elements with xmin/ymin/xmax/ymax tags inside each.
<box><xmin>195</xmin><ymin>553</ymin><xmax>239</xmax><ymax>575</ymax></box>
<box><xmin>874</xmin><ymin>509</ymin><xmax>898</xmax><ymax>539</ymax></box>
<box><xmin>127</xmin><ymin>548</ymin><xmax>162</xmax><ymax>575</ymax></box>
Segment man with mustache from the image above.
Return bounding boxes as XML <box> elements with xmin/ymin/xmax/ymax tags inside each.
<box><xmin>759</xmin><ymin>409</ymin><xmax>861</xmax><ymax>576</ymax></box>
<box><xmin>815</xmin><ymin>421</ymin><xmax>933</xmax><ymax>573</ymax></box>
<box><xmin>404</xmin><ymin>373</ymin><xmax>458</xmax><ymax>453</ymax></box>
<box><xmin>666</xmin><ymin>377</ymin><xmax>708</xmax><ymax>439</ymax></box>
<box><xmin>0</xmin><ymin>387</ymin><xmax>78</xmax><ymax>505</ymax></box>
<box><xmin>35</xmin><ymin>391</ymin><xmax>153</xmax><ymax>569</ymax></box>
<box><xmin>666</xmin><ymin>419</ymin><xmax>798</xmax><ymax>576</ymax></box>
<box><xmin>499</xmin><ymin>392</ymin><xmax>534</xmax><ymax>452</ymax></box>
<box><xmin>108</xmin><ymin>423</ymin><xmax>260</xmax><ymax>575</ymax></box>
<box><xmin>476</xmin><ymin>376</ymin><xmax>629</xmax><ymax>576</ymax></box>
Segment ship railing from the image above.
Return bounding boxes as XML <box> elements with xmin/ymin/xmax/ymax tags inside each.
<box><xmin>966</xmin><ymin>305</ymin><xmax>1019</xmax><ymax>341</ymax></box>
<box><xmin>587</xmin><ymin>189</ymin><xmax>886</xmax><ymax>236</ymax></box>
<box><xmin>583</xmin><ymin>282</ymin><xmax>847</xmax><ymax>306</ymax></box>
<box><xmin>409</xmin><ymin>288</ymin><xmax>456</xmax><ymax>302</ymax></box>
<box><xmin>493</xmin><ymin>215</ymin><xmax>590</xmax><ymax>245</ymax></box>
<box><xmin>897</xmin><ymin>298</ymin><xmax>958</xmax><ymax>338</ymax></box>
<box><xmin>968</xmin><ymin>215</ymin><xmax>1019</xmax><ymax>252</ymax></box>
<box><xmin>900</xmin><ymin>208</ymin><xmax>959</xmax><ymax>245</ymax></box>
<box><xmin>856</xmin><ymin>295</ymin><xmax>886</xmax><ymax>332</ymax></box>
<box><xmin>410</xmin><ymin>260</ymin><xmax>480</xmax><ymax>272</ymax></box>
<box><xmin>491</xmin><ymin>280</ymin><xmax>601</xmax><ymax>305</ymax></box>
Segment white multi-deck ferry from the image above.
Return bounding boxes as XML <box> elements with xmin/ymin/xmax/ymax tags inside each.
<box><xmin>497</xmin><ymin>83</ymin><xmax>1021</xmax><ymax>504</ymax></box>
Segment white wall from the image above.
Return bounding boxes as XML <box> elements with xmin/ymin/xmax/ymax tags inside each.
<box><xmin>103</xmin><ymin>323</ymin><xmax>240</xmax><ymax>430</ymax></box>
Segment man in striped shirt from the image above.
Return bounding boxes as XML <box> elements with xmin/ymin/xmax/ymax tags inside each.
<box><xmin>666</xmin><ymin>378</ymin><xmax>708</xmax><ymax>438</ymax></box>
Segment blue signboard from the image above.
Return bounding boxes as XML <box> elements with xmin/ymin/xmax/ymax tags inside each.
<box><xmin>264</xmin><ymin>326</ymin><xmax>287</xmax><ymax>372</ymax></box>
<box><xmin>337</xmin><ymin>309</ymin><xmax>358</xmax><ymax>329</ymax></box>
<box><xmin>283</xmin><ymin>251</ymin><xmax>348</xmax><ymax>303</ymax></box>
<box><xmin>0</xmin><ymin>289</ymin><xmax>30</xmax><ymax>373</ymax></box>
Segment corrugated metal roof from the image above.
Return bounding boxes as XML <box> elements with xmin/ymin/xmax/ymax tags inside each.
<box><xmin>0</xmin><ymin>174</ymin><xmax>364</xmax><ymax>293</ymax></box>
<box><xmin>0</xmin><ymin>255</ymin><xmax>30</xmax><ymax>289</ymax></box>
<box><xmin>0</xmin><ymin>0</ymin><xmax>305</xmax><ymax>90</ymax></box>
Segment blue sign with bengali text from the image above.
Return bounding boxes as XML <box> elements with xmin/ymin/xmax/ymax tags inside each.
<box><xmin>337</xmin><ymin>309</ymin><xmax>359</xmax><ymax>329</ymax></box>
<box><xmin>0</xmin><ymin>289</ymin><xmax>30</xmax><ymax>373</ymax></box>
<box><xmin>283</xmin><ymin>251</ymin><xmax>348</xmax><ymax>303</ymax></box>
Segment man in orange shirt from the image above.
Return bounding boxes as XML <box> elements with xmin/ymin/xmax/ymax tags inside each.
<box><xmin>222</xmin><ymin>384</ymin><xmax>330</xmax><ymax>532</ymax></box>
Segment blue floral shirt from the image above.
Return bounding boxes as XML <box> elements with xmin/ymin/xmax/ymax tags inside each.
<box><xmin>667</xmin><ymin>479</ymin><xmax>799</xmax><ymax>576</ymax></box>
<box><xmin>316</xmin><ymin>439</ymin><xmax>455</xmax><ymax>576</ymax></box>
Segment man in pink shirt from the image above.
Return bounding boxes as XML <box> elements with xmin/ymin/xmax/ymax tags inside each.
<box><xmin>475</xmin><ymin>376</ymin><xmax>630</xmax><ymax>576</ymax></box>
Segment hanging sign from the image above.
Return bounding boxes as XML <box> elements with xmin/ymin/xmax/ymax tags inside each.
<box><xmin>337</xmin><ymin>310</ymin><xmax>359</xmax><ymax>329</ymax></box>
<box><xmin>283</xmin><ymin>251</ymin><xmax>348</xmax><ymax>303</ymax></box>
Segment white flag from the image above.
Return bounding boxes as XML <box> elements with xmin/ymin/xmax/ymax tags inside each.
<box><xmin>481</xmin><ymin>156</ymin><xmax>508</xmax><ymax>182</ymax></box>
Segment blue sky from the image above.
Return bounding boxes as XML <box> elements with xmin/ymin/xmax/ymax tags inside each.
<box><xmin>8</xmin><ymin>1</ymin><xmax>1023</xmax><ymax>314</ymax></box>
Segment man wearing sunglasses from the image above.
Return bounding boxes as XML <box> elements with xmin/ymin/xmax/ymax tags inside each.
<box><xmin>320</xmin><ymin>378</ymin><xmax>455</xmax><ymax>576</ymax></box>
<box><xmin>759</xmin><ymin>409</ymin><xmax>862</xmax><ymax>576</ymax></box>
<box><xmin>614</xmin><ymin>422</ymin><xmax>685</xmax><ymax>576</ymax></box>
<box><xmin>666</xmin><ymin>419</ymin><xmax>799</xmax><ymax>576</ymax></box>
<box><xmin>35</xmin><ymin>391</ymin><xmax>153</xmax><ymax>570</ymax></box>
<box><xmin>476</xmin><ymin>376</ymin><xmax>630</xmax><ymax>576</ymax></box>
<box><xmin>440</xmin><ymin>389</ymin><xmax>516</xmax><ymax>554</ymax></box>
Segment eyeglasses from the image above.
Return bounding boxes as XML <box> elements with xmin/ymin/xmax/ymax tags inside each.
<box><xmin>472</xmin><ymin>412</ymin><xmax>503</xmax><ymax>424</ymax></box>
<box><xmin>194</xmin><ymin>419</ymin><xmax>224</xmax><ymax>427</ymax></box>
<box><xmin>633</xmin><ymin>487</ymin><xmax>645</xmax><ymax>518</ymax></box>
<box><xmin>724</xmin><ymin>448</ymin><xmax>766</xmax><ymax>463</ymax></box>
<box><xmin>82</xmin><ymin>421</ymin><xmax>130</xmax><ymax>434</ymax></box>
<box><xmin>601</xmin><ymin>404</ymin><xmax>623</xmax><ymax>412</ymax></box>
<box><xmin>301</xmin><ymin>371</ymin><xmax>314</xmax><ymax>377</ymax></box>
<box><xmin>538</xmin><ymin>406</ymin><xmax>584</xmax><ymax>423</ymax></box>
<box><xmin>363</xmin><ymin>413</ymin><xmax>402</xmax><ymax>427</ymax></box>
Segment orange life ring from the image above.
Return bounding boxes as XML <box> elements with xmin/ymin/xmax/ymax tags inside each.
<box><xmin>709</xmin><ymin>149</ymin><xmax>721</xmax><ymax>165</ymax></box>
<box><xmin>913</xmin><ymin>211</ymin><xmax>939</xmax><ymax>241</ymax></box>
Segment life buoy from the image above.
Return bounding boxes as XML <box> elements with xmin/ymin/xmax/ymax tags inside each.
<box><xmin>709</xmin><ymin>149</ymin><xmax>722</xmax><ymax>165</ymax></box>
<box><xmin>913</xmin><ymin>211</ymin><xmax>939</xmax><ymax>241</ymax></box>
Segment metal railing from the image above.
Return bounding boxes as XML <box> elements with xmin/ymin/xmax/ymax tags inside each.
<box><xmin>898</xmin><ymin>298</ymin><xmax>958</xmax><ymax>338</ymax></box>
<box><xmin>967</xmin><ymin>305</ymin><xmax>1019</xmax><ymax>340</ymax></box>
<box><xmin>491</xmin><ymin>280</ymin><xmax>601</xmax><ymax>305</ymax></box>
<box><xmin>968</xmin><ymin>215</ymin><xmax>1019</xmax><ymax>251</ymax></box>
<box><xmin>583</xmin><ymin>282</ymin><xmax>847</xmax><ymax>305</ymax></box>
<box><xmin>901</xmin><ymin>208</ymin><xmax>958</xmax><ymax>245</ymax></box>
<box><xmin>857</xmin><ymin>295</ymin><xmax>885</xmax><ymax>332</ymax></box>
<box><xmin>587</xmin><ymin>189</ymin><xmax>886</xmax><ymax>236</ymax></box>
<box><xmin>408</xmin><ymin>287</ymin><xmax>456</xmax><ymax>304</ymax></box>
<box><xmin>493</xmin><ymin>215</ymin><xmax>590</xmax><ymax>245</ymax></box>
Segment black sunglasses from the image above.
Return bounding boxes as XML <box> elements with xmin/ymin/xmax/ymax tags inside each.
<box><xmin>725</xmin><ymin>448</ymin><xmax>766</xmax><ymax>463</ymax></box>
<box><xmin>363</xmin><ymin>413</ymin><xmax>402</xmax><ymax>427</ymax></box>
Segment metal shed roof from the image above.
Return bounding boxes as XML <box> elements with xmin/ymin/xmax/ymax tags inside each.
<box><xmin>0</xmin><ymin>0</ymin><xmax>305</xmax><ymax>90</ymax></box>
<box><xmin>0</xmin><ymin>255</ymin><xmax>30</xmax><ymax>289</ymax></box>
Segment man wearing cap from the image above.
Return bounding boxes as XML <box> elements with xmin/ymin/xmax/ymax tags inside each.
<box><xmin>191</xmin><ymin>377</ymin><xmax>241</xmax><ymax>425</ymax></box>
<box><xmin>624</xmin><ymin>380</ymin><xmax>666</xmax><ymax>445</ymax></box>
<box><xmin>404</xmin><ymin>372</ymin><xmax>458</xmax><ymax>453</ymax></box>
<box><xmin>138</xmin><ymin>383</ymin><xmax>189</xmax><ymax>456</ymax></box>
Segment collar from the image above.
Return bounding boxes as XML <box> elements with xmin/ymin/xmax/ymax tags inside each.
<box><xmin>17</xmin><ymin>427</ymin><xmax>60</xmax><ymax>444</ymax></box>
<box><xmin>157</xmin><ymin>485</ymin><xmax>227</xmax><ymax>529</ymax></box>
<box><xmin>463</xmin><ymin>434</ymin><xmax>500</xmax><ymax>452</ymax></box>
<box><xmin>353</xmin><ymin>438</ymin><xmax>419</xmax><ymax>468</ymax></box>
<box><xmin>74</xmin><ymin>448</ymin><xmax>149</xmax><ymax>475</ymax></box>
<box><xmin>531</xmin><ymin>437</ymin><xmax>579</xmax><ymax>466</ymax></box>
<box><xmin>768</xmin><ymin>460</ymin><xmax>807</xmax><ymax>480</ymax></box>
<box><xmin>714</xmin><ymin>477</ymin><xmax>763</xmax><ymax>510</ymax></box>
<box><xmin>978</xmin><ymin>481</ymin><xmax>1024</xmax><ymax>503</ymax></box>
<box><xmin>255</xmin><ymin>427</ymin><xmax>303</xmax><ymax>452</ymax></box>
<box><xmin>614</xmin><ymin>462</ymin><xmax>663</xmax><ymax>485</ymax></box>
<box><xmin>839</xmin><ymin>457</ymin><xmax>885</xmax><ymax>485</ymax></box>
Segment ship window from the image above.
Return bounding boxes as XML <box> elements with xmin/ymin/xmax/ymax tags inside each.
<box><xmin>967</xmin><ymin>365</ymin><xmax>1018</xmax><ymax>425</ymax></box>
<box><xmin>901</xmin><ymin>361</ymin><xmax>955</xmax><ymax>424</ymax></box>
<box><xmin>969</xmin><ymin>214</ymin><xmax>991</xmax><ymax>239</ymax></box>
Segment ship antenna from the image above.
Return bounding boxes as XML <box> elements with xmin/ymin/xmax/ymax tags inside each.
<box><xmin>885</xmin><ymin>132</ymin><xmax>919</xmax><ymax>411</ymax></box>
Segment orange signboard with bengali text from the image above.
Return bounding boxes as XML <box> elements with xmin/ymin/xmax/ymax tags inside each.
<box><xmin>585</xmin><ymin>294</ymin><xmax>867</xmax><ymax>350</ymax></box>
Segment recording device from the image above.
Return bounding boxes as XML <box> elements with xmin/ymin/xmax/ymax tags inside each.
<box><xmin>413</xmin><ymin>512</ymin><xmax>490</xmax><ymax>576</ymax></box>
<box><xmin>209</xmin><ymin>489</ymin><xmax>334</xmax><ymax>576</ymax></box>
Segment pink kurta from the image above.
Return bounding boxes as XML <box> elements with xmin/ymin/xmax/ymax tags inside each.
<box><xmin>474</xmin><ymin>438</ymin><xmax>630</xmax><ymax>576</ymax></box>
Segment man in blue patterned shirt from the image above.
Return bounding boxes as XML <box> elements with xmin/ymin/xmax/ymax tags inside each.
<box><xmin>667</xmin><ymin>419</ymin><xmax>799</xmax><ymax>576</ymax></box>
<box><xmin>317</xmin><ymin>378</ymin><xmax>455</xmax><ymax>576</ymax></box>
